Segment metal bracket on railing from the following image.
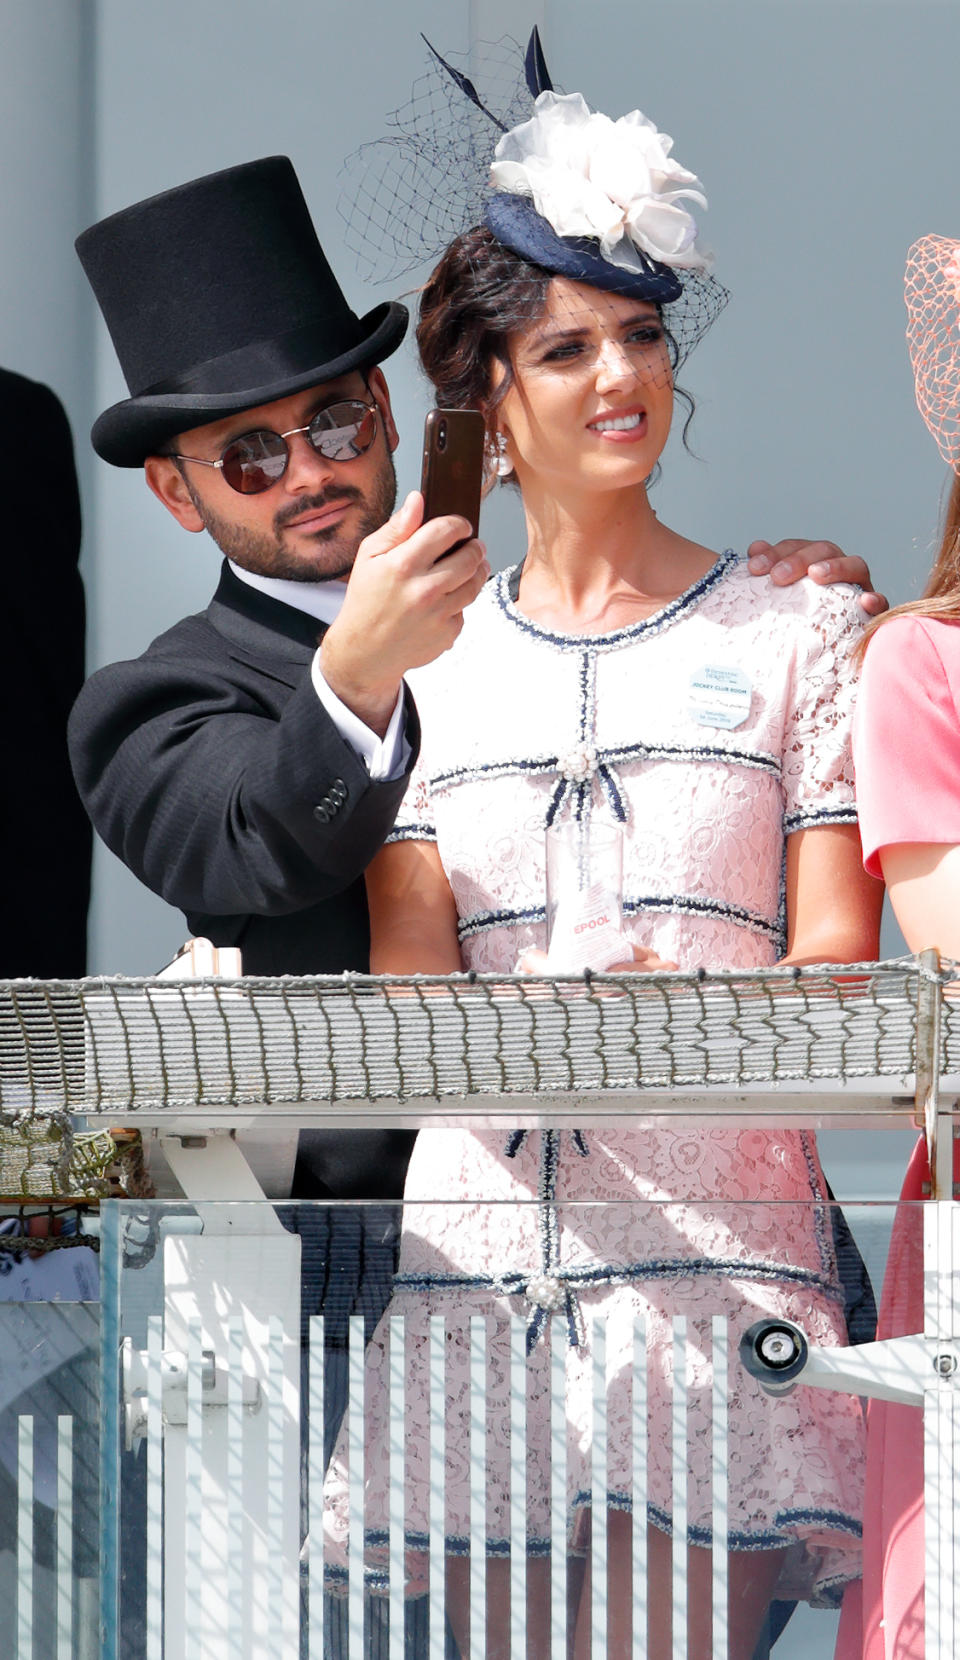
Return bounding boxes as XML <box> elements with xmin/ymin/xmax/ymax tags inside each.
<box><xmin>121</xmin><ymin>1334</ymin><xmax>261</xmax><ymax>1449</ymax></box>
<box><xmin>740</xmin><ymin>1318</ymin><xmax>958</xmax><ymax>1407</ymax></box>
<box><xmin>155</xmin><ymin>1129</ymin><xmax>288</xmax><ymax>1232</ymax></box>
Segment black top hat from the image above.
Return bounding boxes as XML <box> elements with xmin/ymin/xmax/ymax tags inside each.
<box><xmin>77</xmin><ymin>156</ymin><xmax>408</xmax><ymax>466</ymax></box>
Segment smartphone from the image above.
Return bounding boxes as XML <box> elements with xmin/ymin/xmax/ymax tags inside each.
<box><xmin>420</xmin><ymin>408</ymin><xmax>486</xmax><ymax>548</ymax></box>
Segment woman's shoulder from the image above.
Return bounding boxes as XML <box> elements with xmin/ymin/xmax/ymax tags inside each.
<box><xmin>712</xmin><ymin>552</ymin><xmax>866</xmax><ymax>637</ymax></box>
<box><xmin>864</xmin><ymin>610</ymin><xmax>960</xmax><ymax>661</ymax></box>
<box><xmin>861</xmin><ymin>611</ymin><xmax>960</xmax><ymax>697</ymax></box>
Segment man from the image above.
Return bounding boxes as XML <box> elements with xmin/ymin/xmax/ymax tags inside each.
<box><xmin>69</xmin><ymin>155</ymin><xmax>491</xmax><ymax>1209</ymax></box>
<box><xmin>69</xmin><ymin>160</ymin><xmax>493</xmax><ymax>1660</ymax></box>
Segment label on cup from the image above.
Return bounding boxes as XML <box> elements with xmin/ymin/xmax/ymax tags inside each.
<box><xmin>687</xmin><ymin>663</ymin><xmax>752</xmax><ymax>730</ymax></box>
<box><xmin>546</xmin><ymin>881</ymin><xmax>627</xmax><ymax>973</ymax></box>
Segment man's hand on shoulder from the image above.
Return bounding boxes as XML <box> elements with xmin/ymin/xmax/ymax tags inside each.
<box><xmin>320</xmin><ymin>492</ymin><xmax>490</xmax><ymax>736</ymax></box>
<box><xmin>746</xmin><ymin>538</ymin><xmax>888</xmax><ymax>617</ymax></box>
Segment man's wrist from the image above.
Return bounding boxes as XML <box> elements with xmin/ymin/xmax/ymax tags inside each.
<box><xmin>318</xmin><ymin>636</ymin><xmax>400</xmax><ymax>739</ymax></box>
<box><xmin>311</xmin><ymin>652</ymin><xmax>408</xmax><ymax>780</ymax></box>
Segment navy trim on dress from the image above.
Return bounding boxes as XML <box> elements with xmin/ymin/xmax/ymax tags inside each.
<box><xmin>457</xmin><ymin>904</ymin><xmax>546</xmax><ymax>939</ymax></box>
<box><xmin>495</xmin><ymin>549</ymin><xmax>741</xmax><ymax>651</ymax></box>
<box><xmin>457</xmin><ymin>893</ymin><xmax>782</xmax><ymax>944</ymax></box>
<box><xmin>385</xmin><ymin>823</ymin><xmax>436</xmax><ymax>843</ymax></box>
<box><xmin>621</xmin><ymin>895</ymin><xmax>781</xmax><ymax>941</ymax></box>
<box><xmin>784</xmin><ymin>805</ymin><xmax>859</xmax><ymax>835</ymax></box>
<box><xmin>799</xmin><ymin>1130</ymin><xmax>836</xmax><ymax>1283</ymax></box>
<box><xmin>393</xmin><ymin>1256</ymin><xmax>846</xmax><ymax>1307</ymax></box>
<box><xmin>425</xmin><ymin>739</ymin><xmax>781</xmax><ymax>796</ymax></box>
<box><xmin>326</xmin><ymin>1495</ymin><xmax>863</xmax><ymax>1595</ymax></box>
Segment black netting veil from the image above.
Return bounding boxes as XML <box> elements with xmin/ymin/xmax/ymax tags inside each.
<box><xmin>339</xmin><ymin>37</ymin><xmax>541</xmax><ymax>287</ymax></box>
<box><xmin>339</xmin><ymin>34</ymin><xmax>728</xmax><ymax>384</ymax></box>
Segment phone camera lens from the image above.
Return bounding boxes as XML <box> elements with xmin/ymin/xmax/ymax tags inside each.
<box><xmin>437</xmin><ymin>422</ymin><xmax>447</xmax><ymax>452</ymax></box>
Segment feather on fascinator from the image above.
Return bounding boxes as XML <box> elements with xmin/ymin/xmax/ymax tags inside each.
<box><xmin>905</xmin><ymin>234</ymin><xmax>960</xmax><ymax>469</ymax></box>
<box><xmin>339</xmin><ymin>30</ymin><xmax>728</xmax><ymax>368</ymax></box>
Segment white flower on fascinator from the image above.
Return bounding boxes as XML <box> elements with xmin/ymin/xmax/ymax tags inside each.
<box><xmin>490</xmin><ymin>91</ymin><xmax>713</xmax><ymax>273</ymax></box>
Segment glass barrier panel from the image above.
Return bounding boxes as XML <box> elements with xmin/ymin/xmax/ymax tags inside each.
<box><xmin>0</xmin><ymin>1296</ymin><xmax>100</xmax><ymax>1659</ymax></box>
<box><xmin>91</xmin><ymin>1193</ymin><xmax>947</xmax><ymax>1660</ymax></box>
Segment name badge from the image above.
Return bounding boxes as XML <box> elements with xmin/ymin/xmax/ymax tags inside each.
<box><xmin>688</xmin><ymin>664</ymin><xmax>752</xmax><ymax>730</ymax></box>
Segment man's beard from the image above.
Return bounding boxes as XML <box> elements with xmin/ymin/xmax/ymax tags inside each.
<box><xmin>185</xmin><ymin>451</ymin><xmax>397</xmax><ymax>582</ymax></box>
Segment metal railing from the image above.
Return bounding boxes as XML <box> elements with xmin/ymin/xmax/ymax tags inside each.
<box><xmin>0</xmin><ymin>956</ymin><xmax>955</xmax><ymax>1659</ymax></box>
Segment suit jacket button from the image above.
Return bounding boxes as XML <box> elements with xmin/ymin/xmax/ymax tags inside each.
<box><xmin>332</xmin><ymin>778</ymin><xmax>347</xmax><ymax>802</ymax></box>
<box><xmin>313</xmin><ymin>804</ymin><xmax>330</xmax><ymax>824</ymax></box>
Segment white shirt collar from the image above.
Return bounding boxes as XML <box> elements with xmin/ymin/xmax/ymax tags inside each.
<box><xmin>228</xmin><ymin>560</ymin><xmax>347</xmax><ymax>627</ymax></box>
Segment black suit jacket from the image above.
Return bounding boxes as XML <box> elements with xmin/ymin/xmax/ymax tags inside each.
<box><xmin>2</xmin><ymin>370</ymin><xmax>90</xmax><ymax>975</ymax></box>
<box><xmin>68</xmin><ymin>561</ymin><xmax>418</xmax><ymax>1197</ymax></box>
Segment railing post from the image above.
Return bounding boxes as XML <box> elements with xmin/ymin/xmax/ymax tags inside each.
<box><xmin>914</xmin><ymin>948</ymin><xmax>947</xmax><ymax>1196</ymax></box>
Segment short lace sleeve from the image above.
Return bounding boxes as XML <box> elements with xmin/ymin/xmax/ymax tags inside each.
<box><xmin>386</xmin><ymin>747</ymin><xmax>436</xmax><ymax>843</ymax></box>
<box><xmin>781</xmin><ymin>587</ymin><xmax>864</xmax><ymax>836</ymax></box>
<box><xmin>854</xmin><ymin>614</ymin><xmax>960</xmax><ymax>877</ymax></box>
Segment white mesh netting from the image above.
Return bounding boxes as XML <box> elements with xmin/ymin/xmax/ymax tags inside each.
<box><xmin>0</xmin><ymin>961</ymin><xmax>950</xmax><ymax>1125</ymax></box>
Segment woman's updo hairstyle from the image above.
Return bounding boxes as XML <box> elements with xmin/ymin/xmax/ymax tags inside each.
<box><xmin>417</xmin><ymin>226</ymin><xmax>553</xmax><ymax>479</ymax></box>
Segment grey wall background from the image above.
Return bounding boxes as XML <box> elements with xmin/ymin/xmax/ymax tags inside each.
<box><xmin>1</xmin><ymin>0</ymin><xmax>955</xmax><ymax>972</ymax></box>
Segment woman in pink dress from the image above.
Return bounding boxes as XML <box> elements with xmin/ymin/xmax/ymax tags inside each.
<box><xmin>324</xmin><ymin>39</ymin><xmax>882</xmax><ymax>1659</ymax></box>
<box><xmin>843</xmin><ymin>232</ymin><xmax>960</xmax><ymax>1660</ymax></box>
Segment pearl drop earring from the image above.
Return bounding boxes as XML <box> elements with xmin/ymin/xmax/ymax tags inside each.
<box><xmin>487</xmin><ymin>430</ymin><xmax>512</xmax><ymax>478</ymax></box>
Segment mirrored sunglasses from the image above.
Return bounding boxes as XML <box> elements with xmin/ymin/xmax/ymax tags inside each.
<box><xmin>173</xmin><ymin>399</ymin><xmax>378</xmax><ymax>495</ymax></box>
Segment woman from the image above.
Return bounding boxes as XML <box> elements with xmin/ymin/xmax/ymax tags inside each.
<box><xmin>325</xmin><ymin>45</ymin><xmax>881</xmax><ymax>1660</ymax></box>
<box><xmin>840</xmin><ymin>231</ymin><xmax>960</xmax><ymax>1660</ymax></box>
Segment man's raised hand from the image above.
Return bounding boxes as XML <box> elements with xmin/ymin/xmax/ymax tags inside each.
<box><xmin>320</xmin><ymin>491</ymin><xmax>489</xmax><ymax>735</ymax></box>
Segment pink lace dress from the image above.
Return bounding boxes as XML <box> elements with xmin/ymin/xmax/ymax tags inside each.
<box><xmin>323</xmin><ymin>552</ymin><xmax>867</xmax><ymax>1605</ymax></box>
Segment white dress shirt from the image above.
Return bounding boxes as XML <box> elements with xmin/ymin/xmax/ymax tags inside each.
<box><xmin>228</xmin><ymin>562</ymin><xmax>407</xmax><ymax>781</ymax></box>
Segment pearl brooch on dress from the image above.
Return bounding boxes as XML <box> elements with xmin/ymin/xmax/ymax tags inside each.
<box><xmin>525</xmin><ymin>1274</ymin><xmax>566</xmax><ymax>1311</ymax></box>
<box><xmin>557</xmin><ymin>743</ymin><xmax>597</xmax><ymax>784</ymax></box>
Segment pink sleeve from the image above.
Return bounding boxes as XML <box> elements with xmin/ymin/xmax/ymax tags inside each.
<box><xmin>853</xmin><ymin>616</ymin><xmax>960</xmax><ymax>877</ymax></box>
